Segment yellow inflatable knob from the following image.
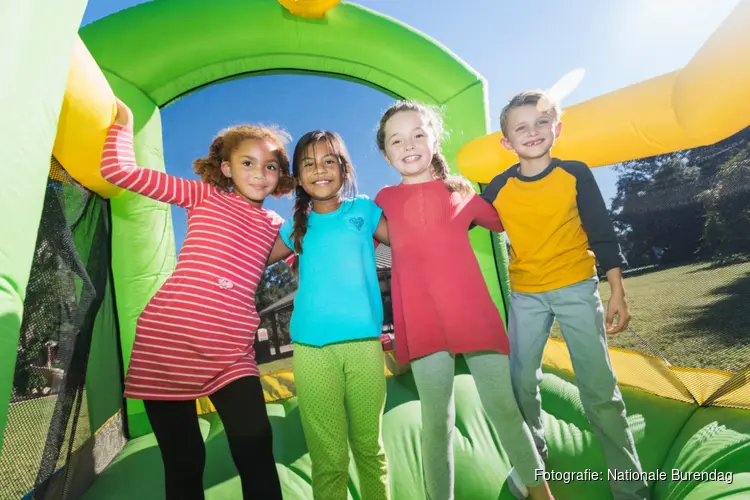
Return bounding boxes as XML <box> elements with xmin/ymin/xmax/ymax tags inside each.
<box><xmin>277</xmin><ymin>0</ymin><xmax>341</xmax><ymax>18</ymax></box>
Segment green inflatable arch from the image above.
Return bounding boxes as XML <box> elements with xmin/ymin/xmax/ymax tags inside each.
<box><xmin>78</xmin><ymin>0</ymin><xmax>511</xmax><ymax>438</ymax></box>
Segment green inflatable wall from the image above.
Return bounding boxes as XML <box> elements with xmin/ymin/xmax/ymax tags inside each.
<box><xmin>0</xmin><ymin>0</ymin><xmax>90</xmax><ymax>451</ymax></box>
<box><xmin>80</xmin><ymin>362</ymin><xmax>750</xmax><ymax>499</ymax></box>
<box><xmin>78</xmin><ymin>0</ymin><xmax>510</xmax><ymax>438</ymax></box>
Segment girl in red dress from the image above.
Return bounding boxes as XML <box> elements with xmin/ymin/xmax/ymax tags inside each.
<box><xmin>100</xmin><ymin>99</ymin><xmax>294</xmax><ymax>500</ymax></box>
<box><xmin>374</xmin><ymin>101</ymin><xmax>554</xmax><ymax>500</ymax></box>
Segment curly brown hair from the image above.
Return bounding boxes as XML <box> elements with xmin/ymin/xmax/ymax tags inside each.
<box><xmin>192</xmin><ymin>124</ymin><xmax>295</xmax><ymax>197</ymax></box>
<box><xmin>376</xmin><ymin>100</ymin><xmax>474</xmax><ymax>197</ymax></box>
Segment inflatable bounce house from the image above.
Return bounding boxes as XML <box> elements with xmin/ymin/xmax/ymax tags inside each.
<box><xmin>1</xmin><ymin>0</ymin><xmax>749</xmax><ymax>498</ymax></box>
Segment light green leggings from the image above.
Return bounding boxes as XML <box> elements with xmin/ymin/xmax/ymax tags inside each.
<box><xmin>294</xmin><ymin>339</ymin><xmax>390</xmax><ymax>500</ymax></box>
<box><xmin>411</xmin><ymin>350</ymin><xmax>545</xmax><ymax>500</ymax></box>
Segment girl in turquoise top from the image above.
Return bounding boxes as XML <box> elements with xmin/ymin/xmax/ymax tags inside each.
<box><xmin>269</xmin><ymin>130</ymin><xmax>391</xmax><ymax>500</ymax></box>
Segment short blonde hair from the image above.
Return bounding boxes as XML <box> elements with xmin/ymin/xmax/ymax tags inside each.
<box><xmin>499</xmin><ymin>90</ymin><xmax>561</xmax><ymax>137</ymax></box>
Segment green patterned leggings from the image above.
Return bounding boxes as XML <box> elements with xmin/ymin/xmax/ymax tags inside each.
<box><xmin>294</xmin><ymin>339</ymin><xmax>390</xmax><ymax>500</ymax></box>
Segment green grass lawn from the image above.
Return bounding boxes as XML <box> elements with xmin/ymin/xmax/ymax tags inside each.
<box><xmin>551</xmin><ymin>260</ymin><xmax>750</xmax><ymax>374</ymax></box>
<box><xmin>0</xmin><ymin>393</ymin><xmax>90</xmax><ymax>500</ymax></box>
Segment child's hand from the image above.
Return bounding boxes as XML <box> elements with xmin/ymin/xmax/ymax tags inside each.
<box><xmin>605</xmin><ymin>292</ymin><xmax>630</xmax><ymax>334</ymax></box>
<box><xmin>114</xmin><ymin>98</ymin><xmax>133</xmax><ymax>128</ymax></box>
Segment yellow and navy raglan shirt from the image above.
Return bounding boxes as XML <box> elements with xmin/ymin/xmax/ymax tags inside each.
<box><xmin>480</xmin><ymin>158</ymin><xmax>627</xmax><ymax>293</ymax></box>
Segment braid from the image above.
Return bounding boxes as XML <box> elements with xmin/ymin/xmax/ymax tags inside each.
<box><xmin>430</xmin><ymin>151</ymin><xmax>450</xmax><ymax>180</ymax></box>
<box><xmin>432</xmin><ymin>150</ymin><xmax>474</xmax><ymax>197</ymax></box>
<box><xmin>290</xmin><ymin>185</ymin><xmax>311</xmax><ymax>273</ymax></box>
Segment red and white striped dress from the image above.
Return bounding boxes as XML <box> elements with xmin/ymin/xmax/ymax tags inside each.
<box><xmin>101</xmin><ymin>124</ymin><xmax>284</xmax><ymax>401</ymax></box>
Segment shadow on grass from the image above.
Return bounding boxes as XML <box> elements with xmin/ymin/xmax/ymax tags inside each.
<box><xmin>684</xmin><ymin>255</ymin><xmax>750</xmax><ymax>274</ymax></box>
<box><xmin>678</xmin><ymin>269</ymin><xmax>750</xmax><ymax>366</ymax></box>
<box><xmin>615</xmin><ymin>255</ymin><xmax>749</xmax><ymax>280</ymax></box>
<box><xmin>618</xmin><ymin>263</ymin><xmax>681</xmax><ymax>279</ymax></box>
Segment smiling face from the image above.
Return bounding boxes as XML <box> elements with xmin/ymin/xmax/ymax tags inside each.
<box><xmin>220</xmin><ymin>139</ymin><xmax>282</xmax><ymax>206</ymax></box>
<box><xmin>382</xmin><ymin>110</ymin><xmax>437</xmax><ymax>184</ymax></box>
<box><xmin>297</xmin><ymin>139</ymin><xmax>344</xmax><ymax>202</ymax></box>
<box><xmin>501</xmin><ymin>104</ymin><xmax>562</xmax><ymax>161</ymax></box>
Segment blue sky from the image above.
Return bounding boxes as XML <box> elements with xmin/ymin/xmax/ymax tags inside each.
<box><xmin>81</xmin><ymin>0</ymin><xmax>741</xmax><ymax>251</ymax></box>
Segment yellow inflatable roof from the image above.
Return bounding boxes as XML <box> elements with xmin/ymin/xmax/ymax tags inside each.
<box><xmin>456</xmin><ymin>0</ymin><xmax>750</xmax><ymax>184</ymax></box>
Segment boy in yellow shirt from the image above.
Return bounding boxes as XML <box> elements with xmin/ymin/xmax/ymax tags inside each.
<box><xmin>480</xmin><ymin>90</ymin><xmax>649</xmax><ymax>500</ymax></box>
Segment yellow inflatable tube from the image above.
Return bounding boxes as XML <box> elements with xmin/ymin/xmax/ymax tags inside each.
<box><xmin>52</xmin><ymin>35</ymin><xmax>121</xmax><ymax>198</ymax></box>
<box><xmin>457</xmin><ymin>0</ymin><xmax>750</xmax><ymax>184</ymax></box>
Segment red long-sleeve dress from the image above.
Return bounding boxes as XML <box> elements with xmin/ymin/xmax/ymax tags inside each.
<box><xmin>101</xmin><ymin>124</ymin><xmax>284</xmax><ymax>401</ymax></box>
<box><xmin>375</xmin><ymin>180</ymin><xmax>510</xmax><ymax>365</ymax></box>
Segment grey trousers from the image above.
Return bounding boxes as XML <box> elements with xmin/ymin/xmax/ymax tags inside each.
<box><xmin>509</xmin><ymin>277</ymin><xmax>650</xmax><ymax>500</ymax></box>
<box><xmin>411</xmin><ymin>350</ymin><xmax>545</xmax><ymax>500</ymax></box>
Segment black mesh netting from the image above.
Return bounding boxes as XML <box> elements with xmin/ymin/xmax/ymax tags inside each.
<box><xmin>544</xmin><ymin>126</ymin><xmax>750</xmax><ymax>392</ymax></box>
<box><xmin>0</xmin><ymin>159</ymin><xmax>123</xmax><ymax>500</ymax></box>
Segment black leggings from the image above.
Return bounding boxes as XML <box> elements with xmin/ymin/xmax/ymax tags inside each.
<box><xmin>143</xmin><ymin>376</ymin><xmax>282</xmax><ymax>500</ymax></box>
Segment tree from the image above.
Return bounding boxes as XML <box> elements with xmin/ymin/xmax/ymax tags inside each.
<box><xmin>609</xmin><ymin>125</ymin><xmax>750</xmax><ymax>266</ymax></box>
<box><xmin>255</xmin><ymin>262</ymin><xmax>297</xmax><ymax>345</ymax></box>
<box><xmin>699</xmin><ymin>144</ymin><xmax>750</xmax><ymax>258</ymax></box>
<box><xmin>14</xmin><ymin>197</ymin><xmax>78</xmax><ymax>398</ymax></box>
<box><xmin>255</xmin><ymin>262</ymin><xmax>297</xmax><ymax>313</ymax></box>
<box><xmin>610</xmin><ymin>152</ymin><xmax>704</xmax><ymax>267</ymax></box>
<box><xmin>610</xmin><ymin>158</ymin><xmax>660</xmax><ymax>267</ymax></box>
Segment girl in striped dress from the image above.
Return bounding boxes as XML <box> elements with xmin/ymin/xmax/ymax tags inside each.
<box><xmin>100</xmin><ymin>99</ymin><xmax>294</xmax><ymax>500</ymax></box>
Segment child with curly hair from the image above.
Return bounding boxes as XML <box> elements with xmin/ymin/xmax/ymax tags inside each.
<box><xmin>100</xmin><ymin>99</ymin><xmax>295</xmax><ymax>500</ymax></box>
